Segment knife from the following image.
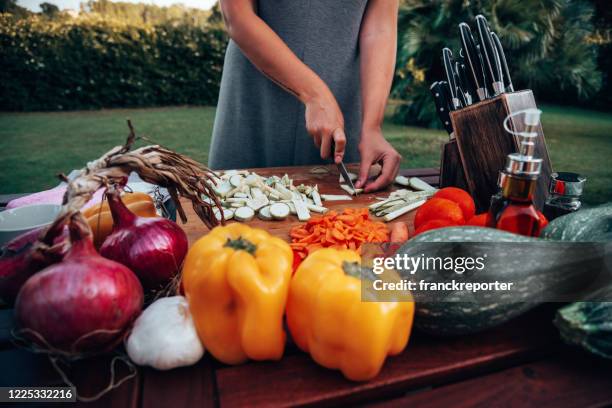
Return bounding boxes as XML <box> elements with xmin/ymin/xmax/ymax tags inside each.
<box><xmin>476</xmin><ymin>15</ymin><xmax>504</xmax><ymax>95</ymax></box>
<box><xmin>337</xmin><ymin>161</ymin><xmax>357</xmax><ymax>194</ymax></box>
<box><xmin>454</xmin><ymin>70</ymin><xmax>469</xmax><ymax>108</ymax></box>
<box><xmin>459</xmin><ymin>22</ymin><xmax>487</xmax><ymax>101</ymax></box>
<box><xmin>442</xmin><ymin>48</ymin><xmax>461</xmax><ymax>109</ymax></box>
<box><xmin>330</xmin><ymin>138</ymin><xmax>358</xmax><ymax>194</ymax></box>
<box><xmin>476</xmin><ymin>43</ymin><xmax>494</xmax><ymax>97</ymax></box>
<box><xmin>491</xmin><ymin>31</ymin><xmax>514</xmax><ymax>92</ymax></box>
<box><xmin>429</xmin><ymin>81</ymin><xmax>454</xmax><ymax>136</ymax></box>
<box><xmin>455</xmin><ymin>59</ymin><xmax>473</xmax><ymax>105</ymax></box>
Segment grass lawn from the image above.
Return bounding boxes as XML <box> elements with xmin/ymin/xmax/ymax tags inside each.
<box><xmin>0</xmin><ymin>105</ymin><xmax>610</xmax><ymax>204</ymax></box>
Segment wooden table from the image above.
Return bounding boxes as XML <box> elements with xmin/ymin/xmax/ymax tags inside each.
<box><xmin>1</xmin><ymin>166</ymin><xmax>612</xmax><ymax>407</ymax></box>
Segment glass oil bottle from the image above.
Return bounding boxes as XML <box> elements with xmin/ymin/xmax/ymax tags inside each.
<box><xmin>487</xmin><ymin>109</ymin><xmax>544</xmax><ymax>237</ymax></box>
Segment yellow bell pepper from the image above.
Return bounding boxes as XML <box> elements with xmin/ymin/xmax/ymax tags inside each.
<box><xmin>182</xmin><ymin>223</ymin><xmax>293</xmax><ymax>365</ymax></box>
<box><xmin>286</xmin><ymin>248</ymin><xmax>414</xmax><ymax>381</ymax></box>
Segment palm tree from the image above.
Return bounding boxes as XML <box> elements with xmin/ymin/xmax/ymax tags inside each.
<box><xmin>392</xmin><ymin>0</ymin><xmax>602</xmax><ymax>127</ymax></box>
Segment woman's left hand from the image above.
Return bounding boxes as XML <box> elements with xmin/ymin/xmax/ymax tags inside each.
<box><xmin>355</xmin><ymin>128</ymin><xmax>401</xmax><ymax>193</ymax></box>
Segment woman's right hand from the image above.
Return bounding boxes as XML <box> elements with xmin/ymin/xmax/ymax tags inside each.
<box><xmin>304</xmin><ymin>90</ymin><xmax>346</xmax><ymax>164</ymax></box>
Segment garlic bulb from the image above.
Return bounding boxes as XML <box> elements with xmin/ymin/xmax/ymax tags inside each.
<box><xmin>126</xmin><ymin>296</ymin><xmax>204</xmax><ymax>370</ymax></box>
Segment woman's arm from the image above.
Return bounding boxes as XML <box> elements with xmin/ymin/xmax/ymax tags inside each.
<box><xmin>219</xmin><ymin>0</ymin><xmax>346</xmax><ymax>163</ymax></box>
<box><xmin>355</xmin><ymin>0</ymin><xmax>401</xmax><ymax>192</ymax></box>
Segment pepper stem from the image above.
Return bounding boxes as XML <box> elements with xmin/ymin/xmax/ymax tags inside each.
<box><xmin>224</xmin><ymin>237</ymin><xmax>257</xmax><ymax>255</ymax></box>
<box><xmin>342</xmin><ymin>261</ymin><xmax>378</xmax><ymax>281</ymax></box>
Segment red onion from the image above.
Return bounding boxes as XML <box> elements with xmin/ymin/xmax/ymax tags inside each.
<box><xmin>0</xmin><ymin>223</ymin><xmax>67</xmax><ymax>304</ymax></box>
<box><xmin>15</xmin><ymin>214</ymin><xmax>143</xmax><ymax>354</ymax></box>
<box><xmin>100</xmin><ymin>188</ymin><xmax>188</xmax><ymax>291</ymax></box>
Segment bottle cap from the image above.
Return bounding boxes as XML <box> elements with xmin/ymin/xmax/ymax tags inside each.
<box><xmin>548</xmin><ymin>172</ymin><xmax>586</xmax><ymax>197</ymax></box>
<box><xmin>505</xmin><ymin>154</ymin><xmax>542</xmax><ymax>177</ymax></box>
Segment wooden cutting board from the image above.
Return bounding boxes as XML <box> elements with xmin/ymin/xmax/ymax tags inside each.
<box><xmin>178</xmin><ymin>164</ymin><xmax>440</xmax><ymax>244</ymax></box>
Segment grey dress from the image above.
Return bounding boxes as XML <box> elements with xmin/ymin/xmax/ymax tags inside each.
<box><xmin>208</xmin><ymin>0</ymin><xmax>369</xmax><ymax>169</ymax></box>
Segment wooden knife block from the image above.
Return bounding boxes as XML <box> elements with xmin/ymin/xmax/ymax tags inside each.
<box><xmin>440</xmin><ymin>90</ymin><xmax>553</xmax><ymax>212</ymax></box>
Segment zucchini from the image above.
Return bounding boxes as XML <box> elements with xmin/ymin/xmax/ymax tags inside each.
<box><xmin>541</xmin><ymin>203</ymin><xmax>612</xmax><ymax>242</ymax></box>
<box><xmin>399</xmin><ymin>227</ymin><xmax>604</xmax><ymax>336</ymax></box>
<box><xmin>554</xmin><ymin>285</ymin><xmax>612</xmax><ymax>359</ymax></box>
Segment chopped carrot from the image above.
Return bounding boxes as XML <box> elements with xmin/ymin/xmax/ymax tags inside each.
<box><xmin>289</xmin><ymin>208</ymin><xmax>389</xmax><ymax>264</ymax></box>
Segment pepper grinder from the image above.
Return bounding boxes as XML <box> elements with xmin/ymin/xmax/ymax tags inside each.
<box><xmin>542</xmin><ymin>172</ymin><xmax>586</xmax><ymax>221</ymax></box>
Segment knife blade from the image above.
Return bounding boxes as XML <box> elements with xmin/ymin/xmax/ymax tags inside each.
<box><xmin>430</xmin><ymin>81</ymin><xmax>454</xmax><ymax>136</ymax></box>
<box><xmin>337</xmin><ymin>161</ymin><xmax>357</xmax><ymax>194</ymax></box>
<box><xmin>442</xmin><ymin>48</ymin><xmax>461</xmax><ymax>109</ymax></box>
<box><xmin>476</xmin><ymin>15</ymin><xmax>504</xmax><ymax>95</ymax></box>
<box><xmin>331</xmin><ymin>138</ymin><xmax>358</xmax><ymax>194</ymax></box>
<box><xmin>491</xmin><ymin>31</ymin><xmax>514</xmax><ymax>92</ymax></box>
<box><xmin>459</xmin><ymin>23</ymin><xmax>487</xmax><ymax>101</ymax></box>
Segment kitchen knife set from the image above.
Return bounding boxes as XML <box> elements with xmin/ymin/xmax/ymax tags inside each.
<box><xmin>431</xmin><ymin>14</ymin><xmax>514</xmax><ymax>135</ymax></box>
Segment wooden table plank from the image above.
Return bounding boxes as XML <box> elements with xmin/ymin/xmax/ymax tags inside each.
<box><xmin>180</xmin><ymin>164</ymin><xmax>440</xmax><ymax>245</ymax></box>
<box><xmin>215</xmin><ymin>306</ymin><xmax>560</xmax><ymax>408</ymax></box>
<box><xmin>370</xmin><ymin>352</ymin><xmax>612</xmax><ymax>408</ymax></box>
<box><xmin>141</xmin><ymin>356</ymin><xmax>217</xmax><ymax>408</ymax></box>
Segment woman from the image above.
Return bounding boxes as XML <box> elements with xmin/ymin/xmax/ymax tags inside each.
<box><xmin>209</xmin><ymin>0</ymin><xmax>401</xmax><ymax>192</ymax></box>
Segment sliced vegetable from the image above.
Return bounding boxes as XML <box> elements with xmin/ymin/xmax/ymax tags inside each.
<box><xmin>229</xmin><ymin>175</ymin><xmax>244</xmax><ymax>188</ymax></box>
<box><xmin>289</xmin><ymin>208</ymin><xmax>389</xmax><ymax>261</ymax></box>
<box><xmin>210</xmin><ymin>170</ymin><xmax>327</xmax><ymax>223</ymax></box>
<box><xmin>321</xmin><ymin>194</ymin><xmax>353</xmax><ymax>201</ymax></box>
<box><xmin>409</xmin><ymin>177</ymin><xmax>436</xmax><ymax>191</ymax></box>
<box><xmin>369</xmin><ymin>189</ymin><xmax>436</xmax><ymax>221</ymax></box>
<box><xmin>270</xmin><ymin>203</ymin><xmax>290</xmax><ymax>220</ymax></box>
<box><xmin>394</xmin><ymin>175</ymin><xmax>410</xmax><ymax>186</ymax></box>
<box><xmin>340</xmin><ymin>184</ymin><xmax>364</xmax><ymax>196</ymax></box>
<box><xmin>214</xmin><ymin>208</ymin><xmax>234</xmax><ymax>221</ymax></box>
<box><xmin>258</xmin><ymin>206</ymin><xmax>273</xmax><ymax>221</ymax></box>
<box><xmin>234</xmin><ymin>207</ymin><xmax>255</xmax><ymax>222</ymax></box>
<box><xmin>383</xmin><ymin>200</ymin><xmax>426</xmax><ymax>222</ymax></box>
<box><xmin>292</xmin><ymin>199</ymin><xmax>311</xmax><ymax>221</ymax></box>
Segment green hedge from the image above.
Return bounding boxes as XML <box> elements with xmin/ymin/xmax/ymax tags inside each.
<box><xmin>0</xmin><ymin>14</ymin><xmax>228</xmax><ymax>111</ymax></box>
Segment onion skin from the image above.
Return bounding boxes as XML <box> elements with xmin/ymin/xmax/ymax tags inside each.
<box><xmin>100</xmin><ymin>190</ymin><xmax>188</xmax><ymax>291</ymax></box>
<box><xmin>0</xmin><ymin>226</ymin><xmax>67</xmax><ymax>305</ymax></box>
<box><xmin>15</xmin><ymin>215</ymin><xmax>143</xmax><ymax>354</ymax></box>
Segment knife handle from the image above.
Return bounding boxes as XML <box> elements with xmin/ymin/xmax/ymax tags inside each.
<box><xmin>476</xmin><ymin>15</ymin><xmax>503</xmax><ymax>96</ymax></box>
<box><xmin>442</xmin><ymin>48</ymin><xmax>461</xmax><ymax>109</ymax></box>
<box><xmin>492</xmin><ymin>31</ymin><xmax>514</xmax><ymax>92</ymax></box>
<box><xmin>429</xmin><ymin>81</ymin><xmax>454</xmax><ymax>135</ymax></box>
<box><xmin>459</xmin><ymin>23</ymin><xmax>487</xmax><ymax>101</ymax></box>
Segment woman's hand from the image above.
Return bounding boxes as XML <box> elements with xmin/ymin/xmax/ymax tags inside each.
<box><xmin>355</xmin><ymin>128</ymin><xmax>401</xmax><ymax>192</ymax></box>
<box><xmin>304</xmin><ymin>90</ymin><xmax>346</xmax><ymax>164</ymax></box>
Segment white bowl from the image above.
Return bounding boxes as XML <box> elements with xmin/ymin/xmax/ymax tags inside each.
<box><xmin>0</xmin><ymin>204</ymin><xmax>62</xmax><ymax>246</ymax></box>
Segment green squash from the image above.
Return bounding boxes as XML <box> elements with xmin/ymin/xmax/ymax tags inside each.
<box><xmin>554</xmin><ymin>285</ymin><xmax>612</xmax><ymax>359</ymax></box>
<box><xmin>541</xmin><ymin>203</ymin><xmax>612</xmax><ymax>242</ymax></box>
<box><xmin>399</xmin><ymin>226</ymin><xmax>606</xmax><ymax>336</ymax></box>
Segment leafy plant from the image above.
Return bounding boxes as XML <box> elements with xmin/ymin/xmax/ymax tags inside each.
<box><xmin>392</xmin><ymin>0</ymin><xmax>603</xmax><ymax>127</ymax></box>
<box><xmin>0</xmin><ymin>13</ymin><xmax>228</xmax><ymax>111</ymax></box>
